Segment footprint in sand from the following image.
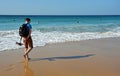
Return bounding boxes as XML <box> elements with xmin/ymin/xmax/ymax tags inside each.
<box><xmin>4</xmin><ymin>64</ymin><xmax>16</xmax><ymax>71</ymax></box>
<box><xmin>16</xmin><ymin>60</ymin><xmax>24</xmax><ymax>64</ymax></box>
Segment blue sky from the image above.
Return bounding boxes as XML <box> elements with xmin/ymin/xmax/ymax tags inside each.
<box><xmin>0</xmin><ymin>0</ymin><xmax>119</xmax><ymax>15</ymax></box>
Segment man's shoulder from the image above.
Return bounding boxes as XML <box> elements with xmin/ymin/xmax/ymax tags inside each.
<box><xmin>27</xmin><ymin>23</ymin><xmax>32</xmax><ymax>26</ymax></box>
<box><xmin>27</xmin><ymin>23</ymin><xmax>32</xmax><ymax>29</ymax></box>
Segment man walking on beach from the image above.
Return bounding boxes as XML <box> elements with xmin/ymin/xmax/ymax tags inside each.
<box><xmin>23</xmin><ymin>18</ymin><xmax>33</xmax><ymax>60</ymax></box>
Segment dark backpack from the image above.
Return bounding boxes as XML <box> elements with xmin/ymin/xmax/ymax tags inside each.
<box><xmin>19</xmin><ymin>24</ymin><xmax>29</xmax><ymax>37</ymax></box>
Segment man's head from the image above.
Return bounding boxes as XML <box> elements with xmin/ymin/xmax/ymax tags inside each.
<box><xmin>25</xmin><ymin>18</ymin><xmax>31</xmax><ymax>23</ymax></box>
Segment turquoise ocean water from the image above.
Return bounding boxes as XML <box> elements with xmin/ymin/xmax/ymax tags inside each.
<box><xmin>0</xmin><ymin>15</ymin><xmax>120</xmax><ymax>51</ymax></box>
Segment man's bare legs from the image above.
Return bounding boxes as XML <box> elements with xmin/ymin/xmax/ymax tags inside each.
<box><xmin>23</xmin><ymin>36</ymin><xmax>33</xmax><ymax>60</ymax></box>
<box><xmin>24</xmin><ymin>48</ymin><xmax>28</xmax><ymax>60</ymax></box>
<box><xmin>24</xmin><ymin>47</ymin><xmax>33</xmax><ymax>60</ymax></box>
<box><xmin>23</xmin><ymin>37</ymin><xmax>29</xmax><ymax>60</ymax></box>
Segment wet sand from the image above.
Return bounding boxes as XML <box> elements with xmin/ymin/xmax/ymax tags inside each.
<box><xmin>0</xmin><ymin>37</ymin><xmax>120</xmax><ymax>76</ymax></box>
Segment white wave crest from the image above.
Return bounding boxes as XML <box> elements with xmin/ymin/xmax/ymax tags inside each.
<box><xmin>0</xmin><ymin>30</ymin><xmax>120</xmax><ymax>51</ymax></box>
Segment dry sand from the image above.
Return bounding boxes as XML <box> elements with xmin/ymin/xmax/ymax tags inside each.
<box><xmin>0</xmin><ymin>37</ymin><xmax>120</xmax><ymax>76</ymax></box>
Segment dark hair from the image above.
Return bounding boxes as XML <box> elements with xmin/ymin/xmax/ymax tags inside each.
<box><xmin>26</xmin><ymin>18</ymin><xmax>31</xmax><ymax>22</ymax></box>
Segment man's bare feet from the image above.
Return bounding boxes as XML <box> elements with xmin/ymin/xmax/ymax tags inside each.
<box><xmin>24</xmin><ymin>55</ymin><xmax>26</xmax><ymax>59</ymax></box>
<box><xmin>28</xmin><ymin>58</ymin><xmax>31</xmax><ymax>60</ymax></box>
<box><xmin>24</xmin><ymin>55</ymin><xmax>31</xmax><ymax>61</ymax></box>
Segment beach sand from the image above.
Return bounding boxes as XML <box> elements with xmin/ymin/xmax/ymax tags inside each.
<box><xmin>0</xmin><ymin>37</ymin><xmax>120</xmax><ymax>76</ymax></box>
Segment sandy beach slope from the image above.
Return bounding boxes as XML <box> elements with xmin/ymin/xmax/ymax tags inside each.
<box><xmin>0</xmin><ymin>37</ymin><xmax>120</xmax><ymax>76</ymax></box>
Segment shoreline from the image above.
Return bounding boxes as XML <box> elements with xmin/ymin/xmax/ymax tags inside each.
<box><xmin>0</xmin><ymin>36</ymin><xmax>120</xmax><ymax>52</ymax></box>
<box><xmin>0</xmin><ymin>37</ymin><xmax>120</xmax><ymax>76</ymax></box>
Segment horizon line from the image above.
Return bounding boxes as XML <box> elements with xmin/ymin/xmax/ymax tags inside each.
<box><xmin>0</xmin><ymin>14</ymin><xmax>120</xmax><ymax>16</ymax></box>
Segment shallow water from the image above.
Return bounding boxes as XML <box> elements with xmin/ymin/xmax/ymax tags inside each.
<box><xmin>0</xmin><ymin>15</ymin><xmax>120</xmax><ymax>51</ymax></box>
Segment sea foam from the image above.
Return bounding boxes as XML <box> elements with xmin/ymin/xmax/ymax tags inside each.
<box><xmin>0</xmin><ymin>29</ymin><xmax>120</xmax><ymax>51</ymax></box>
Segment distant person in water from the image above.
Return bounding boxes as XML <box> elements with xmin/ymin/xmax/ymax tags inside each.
<box><xmin>23</xmin><ymin>18</ymin><xmax>33</xmax><ymax>60</ymax></box>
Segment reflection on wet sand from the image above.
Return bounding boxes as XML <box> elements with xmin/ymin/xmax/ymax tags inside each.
<box><xmin>24</xmin><ymin>60</ymin><xmax>34</xmax><ymax>76</ymax></box>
